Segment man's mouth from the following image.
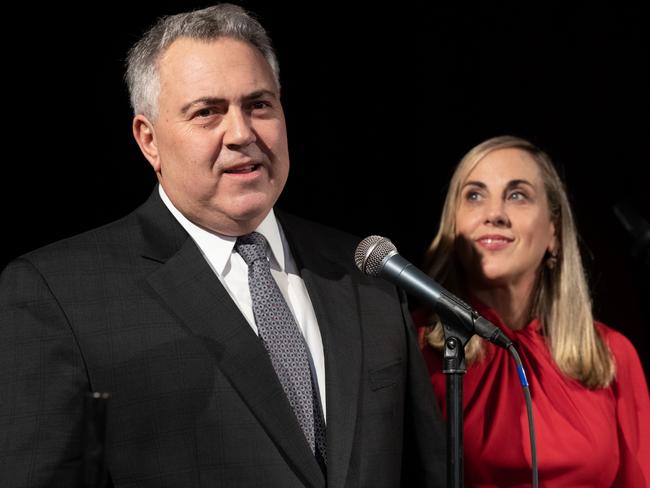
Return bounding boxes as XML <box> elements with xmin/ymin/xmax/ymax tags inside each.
<box><xmin>224</xmin><ymin>164</ymin><xmax>261</xmax><ymax>174</ymax></box>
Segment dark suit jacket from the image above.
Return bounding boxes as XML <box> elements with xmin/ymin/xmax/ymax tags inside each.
<box><xmin>0</xmin><ymin>190</ymin><xmax>445</xmax><ymax>488</ymax></box>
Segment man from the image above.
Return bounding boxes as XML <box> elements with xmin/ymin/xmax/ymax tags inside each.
<box><xmin>0</xmin><ymin>4</ymin><xmax>445</xmax><ymax>487</ymax></box>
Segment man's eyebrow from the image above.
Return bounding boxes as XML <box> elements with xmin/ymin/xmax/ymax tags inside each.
<box><xmin>180</xmin><ymin>90</ymin><xmax>278</xmax><ymax>115</ymax></box>
<box><xmin>180</xmin><ymin>97</ymin><xmax>226</xmax><ymax>115</ymax></box>
<box><xmin>243</xmin><ymin>89</ymin><xmax>278</xmax><ymax>101</ymax></box>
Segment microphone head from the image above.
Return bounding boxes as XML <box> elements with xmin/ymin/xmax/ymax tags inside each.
<box><xmin>354</xmin><ymin>235</ymin><xmax>398</xmax><ymax>276</ymax></box>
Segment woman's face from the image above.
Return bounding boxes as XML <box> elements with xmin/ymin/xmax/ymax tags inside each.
<box><xmin>454</xmin><ymin>148</ymin><xmax>556</xmax><ymax>290</ymax></box>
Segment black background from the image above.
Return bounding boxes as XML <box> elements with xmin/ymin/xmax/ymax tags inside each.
<box><xmin>3</xmin><ymin>2</ymin><xmax>648</xmax><ymax>374</ymax></box>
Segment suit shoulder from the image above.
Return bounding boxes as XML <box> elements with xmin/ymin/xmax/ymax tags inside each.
<box><xmin>12</xmin><ymin>205</ymin><xmax>145</xmax><ymax>273</ymax></box>
<box><xmin>276</xmin><ymin>211</ymin><xmax>362</xmax><ymax>254</ymax></box>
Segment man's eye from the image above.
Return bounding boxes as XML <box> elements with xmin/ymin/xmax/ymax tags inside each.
<box><xmin>250</xmin><ymin>100</ymin><xmax>271</xmax><ymax>110</ymax></box>
<box><xmin>195</xmin><ymin>108</ymin><xmax>215</xmax><ymax>118</ymax></box>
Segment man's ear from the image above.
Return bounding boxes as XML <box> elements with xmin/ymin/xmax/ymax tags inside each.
<box><xmin>132</xmin><ymin>114</ymin><xmax>161</xmax><ymax>173</ymax></box>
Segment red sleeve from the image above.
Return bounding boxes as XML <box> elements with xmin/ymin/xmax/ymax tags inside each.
<box><xmin>600</xmin><ymin>324</ymin><xmax>650</xmax><ymax>487</ymax></box>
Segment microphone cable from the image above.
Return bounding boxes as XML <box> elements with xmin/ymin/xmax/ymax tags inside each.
<box><xmin>507</xmin><ymin>345</ymin><xmax>538</xmax><ymax>488</ymax></box>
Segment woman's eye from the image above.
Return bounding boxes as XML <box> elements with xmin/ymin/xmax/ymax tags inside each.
<box><xmin>509</xmin><ymin>191</ymin><xmax>528</xmax><ymax>201</ymax></box>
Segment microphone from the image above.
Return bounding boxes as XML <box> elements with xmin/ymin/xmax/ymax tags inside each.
<box><xmin>355</xmin><ymin>235</ymin><xmax>512</xmax><ymax>349</ymax></box>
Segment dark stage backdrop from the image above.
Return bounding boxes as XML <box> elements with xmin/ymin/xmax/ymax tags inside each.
<box><xmin>3</xmin><ymin>2</ymin><xmax>648</xmax><ymax>373</ymax></box>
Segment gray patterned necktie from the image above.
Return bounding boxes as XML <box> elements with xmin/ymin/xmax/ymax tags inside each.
<box><xmin>235</xmin><ymin>232</ymin><xmax>327</xmax><ymax>465</ymax></box>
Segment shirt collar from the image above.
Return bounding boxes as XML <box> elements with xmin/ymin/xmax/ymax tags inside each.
<box><xmin>255</xmin><ymin>210</ymin><xmax>285</xmax><ymax>271</ymax></box>
<box><xmin>158</xmin><ymin>185</ymin><xmax>286</xmax><ymax>275</ymax></box>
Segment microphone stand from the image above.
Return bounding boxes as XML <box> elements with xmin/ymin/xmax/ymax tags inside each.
<box><xmin>82</xmin><ymin>392</ymin><xmax>111</xmax><ymax>488</ymax></box>
<box><xmin>352</xmin><ymin>235</ymin><xmax>517</xmax><ymax>486</ymax></box>
<box><xmin>440</xmin><ymin>318</ymin><xmax>473</xmax><ymax>488</ymax></box>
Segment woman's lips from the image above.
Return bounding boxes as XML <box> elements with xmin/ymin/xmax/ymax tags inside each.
<box><xmin>475</xmin><ymin>235</ymin><xmax>514</xmax><ymax>250</ymax></box>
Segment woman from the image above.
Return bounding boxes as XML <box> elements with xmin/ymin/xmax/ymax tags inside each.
<box><xmin>417</xmin><ymin>135</ymin><xmax>649</xmax><ymax>487</ymax></box>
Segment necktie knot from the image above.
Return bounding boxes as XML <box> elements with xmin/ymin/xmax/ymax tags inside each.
<box><xmin>235</xmin><ymin>232</ymin><xmax>269</xmax><ymax>266</ymax></box>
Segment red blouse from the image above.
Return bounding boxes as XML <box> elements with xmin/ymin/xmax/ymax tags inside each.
<box><xmin>417</xmin><ymin>303</ymin><xmax>650</xmax><ymax>487</ymax></box>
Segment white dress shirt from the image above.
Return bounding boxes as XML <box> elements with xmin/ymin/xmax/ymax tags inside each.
<box><xmin>159</xmin><ymin>186</ymin><xmax>326</xmax><ymax>419</ymax></box>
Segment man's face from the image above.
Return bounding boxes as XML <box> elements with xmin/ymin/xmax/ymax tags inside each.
<box><xmin>135</xmin><ymin>37</ymin><xmax>289</xmax><ymax>236</ymax></box>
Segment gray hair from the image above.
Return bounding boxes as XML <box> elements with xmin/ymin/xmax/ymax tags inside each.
<box><xmin>125</xmin><ymin>3</ymin><xmax>280</xmax><ymax>120</ymax></box>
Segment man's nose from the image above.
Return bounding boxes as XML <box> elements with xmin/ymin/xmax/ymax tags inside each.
<box><xmin>224</xmin><ymin>108</ymin><xmax>256</xmax><ymax>149</ymax></box>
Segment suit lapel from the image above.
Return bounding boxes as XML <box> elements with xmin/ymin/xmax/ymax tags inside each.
<box><xmin>279</xmin><ymin>215</ymin><xmax>363</xmax><ymax>488</ymax></box>
<box><xmin>137</xmin><ymin>192</ymin><xmax>325</xmax><ymax>488</ymax></box>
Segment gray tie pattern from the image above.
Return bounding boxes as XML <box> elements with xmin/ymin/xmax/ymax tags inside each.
<box><xmin>235</xmin><ymin>232</ymin><xmax>327</xmax><ymax>464</ymax></box>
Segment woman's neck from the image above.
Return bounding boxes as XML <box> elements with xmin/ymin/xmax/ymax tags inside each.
<box><xmin>469</xmin><ymin>273</ymin><xmax>539</xmax><ymax>331</ymax></box>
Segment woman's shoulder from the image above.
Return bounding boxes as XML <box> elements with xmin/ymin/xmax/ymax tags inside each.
<box><xmin>595</xmin><ymin>321</ymin><xmax>647</xmax><ymax>384</ymax></box>
<box><xmin>595</xmin><ymin>321</ymin><xmax>638</xmax><ymax>358</ymax></box>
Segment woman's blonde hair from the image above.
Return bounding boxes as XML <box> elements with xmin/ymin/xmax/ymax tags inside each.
<box><xmin>424</xmin><ymin>135</ymin><xmax>614</xmax><ymax>388</ymax></box>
